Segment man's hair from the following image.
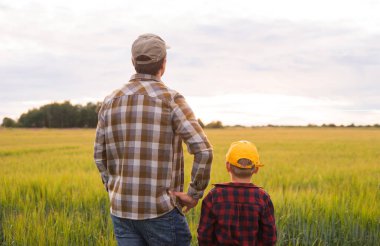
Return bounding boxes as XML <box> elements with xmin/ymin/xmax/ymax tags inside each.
<box><xmin>229</xmin><ymin>158</ymin><xmax>255</xmax><ymax>179</ymax></box>
<box><xmin>134</xmin><ymin>55</ymin><xmax>165</xmax><ymax>75</ymax></box>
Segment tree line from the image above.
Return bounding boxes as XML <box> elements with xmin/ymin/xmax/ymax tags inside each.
<box><xmin>1</xmin><ymin>102</ymin><xmax>225</xmax><ymax>129</ymax></box>
<box><xmin>2</xmin><ymin>102</ymin><xmax>378</xmax><ymax>128</ymax></box>
<box><xmin>2</xmin><ymin>101</ymin><xmax>100</xmax><ymax>128</ymax></box>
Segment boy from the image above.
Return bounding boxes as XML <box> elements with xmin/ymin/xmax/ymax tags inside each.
<box><xmin>197</xmin><ymin>140</ymin><xmax>277</xmax><ymax>246</ymax></box>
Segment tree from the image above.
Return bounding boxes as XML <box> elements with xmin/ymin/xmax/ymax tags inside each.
<box><xmin>15</xmin><ymin>101</ymin><xmax>100</xmax><ymax>128</ymax></box>
<box><xmin>1</xmin><ymin>117</ymin><xmax>17</xmax><ymax>127</ymax></box>
<box><xmin>205</xmin><ymin>121</ymin><xmax>224</xmax><ymax>129</ymax></box>
<box><xmin>77</xmin><ymin>102</ymin><xmax>99</xmax><ymax>128</ymax></box>
<box><xmin>18</xmin><ymin>109</ymin><xmax>44</xmax><ymax>127</ymax></box>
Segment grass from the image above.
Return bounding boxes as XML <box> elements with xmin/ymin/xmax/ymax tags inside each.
<box><xmin>0</xmin><ymin>127</ymin><xmax>379</xmax><ymax>245</ymax></box>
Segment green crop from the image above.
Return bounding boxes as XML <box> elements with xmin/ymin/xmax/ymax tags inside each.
<box><xmin>0</xmin><ymin>128</ymin><xmax>379</xmax><ymax>245</ymax></box>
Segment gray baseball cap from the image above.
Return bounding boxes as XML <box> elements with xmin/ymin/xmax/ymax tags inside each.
<box><xmin>132</xmin><ymin>34</ymin><xmax>169</xmax><ymax>65</ymax></box>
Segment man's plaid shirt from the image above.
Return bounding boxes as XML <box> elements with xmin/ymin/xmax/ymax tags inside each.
<box><xmin>94</xmin><ymin>74</ymin><xmax>213</xmax><ymax>220</ymax></box>
<box><xmin>198</xmin><ymin>183</ymin><xmax>277</xmax><ymax>246</ymax></box>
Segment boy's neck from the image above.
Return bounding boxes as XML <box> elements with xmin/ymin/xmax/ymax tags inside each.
<box><xmin>230</xmin><ymin>176</ymin><xmax>252</xmax><ymax>184</ymax></box>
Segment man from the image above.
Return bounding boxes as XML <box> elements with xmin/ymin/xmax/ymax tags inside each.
<box><xmin>94</xmin><ymin>33</ymin><xmax>213</xmax><ymax>246</ymax></box>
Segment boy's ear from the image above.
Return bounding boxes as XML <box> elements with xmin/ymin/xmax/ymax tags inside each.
<box><xmin>252</xmin><ymin>167</ymin><xmax>259</xmax><ymax>174</ymax></box>
<box><xmin>226</xmin><ymin>162</ymin><xmax>231</xmax><ymax>172</ymax></box>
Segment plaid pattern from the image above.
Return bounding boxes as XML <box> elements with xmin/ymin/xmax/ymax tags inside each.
<box><xmin>197</xmin><ymin>183</ymin><xmax>277</xmax><ymax>246</ymax></box>
<box><xmin>94</xmin><ymin>73</ymin><xmax>213</xmax><ymax>220</ymax></box>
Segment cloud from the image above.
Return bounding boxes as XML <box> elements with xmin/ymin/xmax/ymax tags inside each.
<box><xmin>0</xmin><ymin>1</ymin><xmax>379</xmax><ymax>125</ymax></box>
<box><xmin>166</xmin><ymin>19</ymin><xmax>380</xmax><ymax>103</ymax></box>
<box><xmin>187</xmin><ymin>93</ymin><xmax>380</xmax><ymax>126</ymax></box>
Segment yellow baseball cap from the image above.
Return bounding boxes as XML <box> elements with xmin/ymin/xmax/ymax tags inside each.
<box><xmin>226</xmin><ymin>140</ymin><xmax>264</xmax><ymax>169</ymax></box>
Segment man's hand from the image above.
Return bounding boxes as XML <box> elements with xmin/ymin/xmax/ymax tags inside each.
<box><xmin>101</xmin><ymin>172</ymin><xmax>109</xmax><ymax>192</ymax></box>
<box><xmin>170</xmin><ymin>191</ymin><xmax>198</xmax><ymax>213</ymax></box>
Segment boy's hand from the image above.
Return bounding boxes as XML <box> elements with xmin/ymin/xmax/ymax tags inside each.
<box><xmin>170</xmin><ymin>191</ymin><xmax>198</xmax><ymax>213</ymax></box>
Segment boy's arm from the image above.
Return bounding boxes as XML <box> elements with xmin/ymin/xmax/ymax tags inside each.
<box><xmin>259</xmin><ymin>196</ymin><xmax>277</xmax><ymax>245</ymax></box>
<box><xmin>197</xmin><ymin>192</ymin><xmax>217</xmax><ymax>246</ymax></box>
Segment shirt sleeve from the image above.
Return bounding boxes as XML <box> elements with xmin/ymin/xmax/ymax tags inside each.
<box><xmin>259</xmin><ymin>195</ymin><xmax>277</xmax><ymax>245</ymax></box>
<box><xmin>197</xmin><ymin>192</ymin><xmax>217</xmax><ymax>246</ymax></box>
<box><xmin>93</xmin><ymin>103</ymin><xmax>109</xmax><ymax>185</ymax></box>
<box><xmin>171</xmin><ymin>94</ymin><xmax>213</xmax><ymax>199</ymax></box>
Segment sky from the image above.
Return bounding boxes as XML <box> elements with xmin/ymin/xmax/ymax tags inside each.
<box><xmin>1</xmin><ymin>0</ymin><xmax>379</xmax><ymax>126</ymax></box>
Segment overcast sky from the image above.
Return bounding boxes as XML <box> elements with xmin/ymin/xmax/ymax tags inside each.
<box><xmin>1</xmin><ymin>0</ymin><xmax>379</xmax><ymax>126</ymax></box>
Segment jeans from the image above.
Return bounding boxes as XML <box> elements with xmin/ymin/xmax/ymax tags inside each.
<box><xmin>111</xmin><ymin>208</ymin><xmax>192</xmax><ymax>246</ymax></box>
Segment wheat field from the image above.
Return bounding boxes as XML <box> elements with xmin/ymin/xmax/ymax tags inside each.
<box><xmin>0</xmin><ymin>128</ymin><xmax>379</xmax><ymax>245</ymax></box>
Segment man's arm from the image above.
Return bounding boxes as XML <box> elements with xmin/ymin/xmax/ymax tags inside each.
<box><xmin>94</xmin><ymin>104</ymin><xmax>109</xmax><ymax>191</ymax></box>
<box><xmin>171</xmin><ymin>94</ymin><xmax>213</xmax><ymax>203</ymax></box>
<box><xmin>259</xmin><ymin>195</ymin><xmax>277</xmax><ymax>245</ymax></box>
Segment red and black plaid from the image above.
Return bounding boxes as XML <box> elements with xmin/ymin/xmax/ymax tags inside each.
<box><xmin>197</xmin><ymin>182</ymin><xmax>277</xmax><ymax>246</ymax></box>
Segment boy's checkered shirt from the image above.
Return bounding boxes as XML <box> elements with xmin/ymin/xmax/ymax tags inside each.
<box><xmin>197</xmin><ymin>183</ymin><xmax>277</xmax><ymax>246</ymax></box>
<box><xmin>94</xmin><ymin>74</ymin><xmax>213</xmax><ymax>220</ymax></box>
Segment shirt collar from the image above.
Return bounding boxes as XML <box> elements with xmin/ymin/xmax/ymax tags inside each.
<box><xmin>130</xmin><ymin>73</ymin><xmax>162</xmax><ymax>82</ymax></box>
<box><xmin>213</xmin><ymin>182</ymin><xmax>261</xmax><ymax>189</ymax></box>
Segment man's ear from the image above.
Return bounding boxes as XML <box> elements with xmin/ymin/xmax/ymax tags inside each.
<box><xmin>132</xmin><ymin>58</ymin><xmax>135</xmax><ymax>66</ymax></box>
<box><xmin>160</xmin><ymin>58</ymin><xmax>167</xmax><ymax>76</ymax></box>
